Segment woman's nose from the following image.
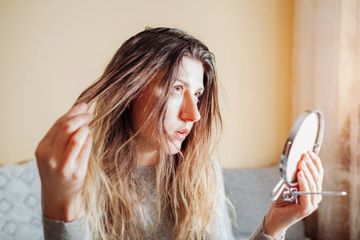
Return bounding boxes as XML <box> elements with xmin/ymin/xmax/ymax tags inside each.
<box><xmin>180</xmin><ymin>92</ymin><xmax>201</xmax><ymax>122</ymax></box>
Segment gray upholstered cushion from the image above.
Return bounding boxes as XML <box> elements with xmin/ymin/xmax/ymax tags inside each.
<box><xmin>0</xmin><ymin>160</ymin><xmax>43</xmax><ymax>240</ymax></box>
<box><xmin>223</xmin><ymin>166</ymin><xmax>306</xmax><ymax>240</ymax></box>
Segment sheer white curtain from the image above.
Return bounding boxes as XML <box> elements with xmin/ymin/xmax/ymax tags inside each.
<box><xmin>292</xmin><ymin>0</ymin><xmax>360</xmax><ymax>239</ymax></box>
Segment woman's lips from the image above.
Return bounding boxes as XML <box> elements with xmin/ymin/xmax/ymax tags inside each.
<box><xmin>173</xmin><ymin>130</ymin><xmax>188</xmax><ymax>140</ymax></box>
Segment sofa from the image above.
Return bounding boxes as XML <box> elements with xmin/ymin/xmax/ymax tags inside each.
<box><xmin>0</xmin><ymin>160</ymin><xmax>307</xmax><ymax>240</ymax></box>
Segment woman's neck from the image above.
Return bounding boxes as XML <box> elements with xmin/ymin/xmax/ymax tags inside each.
<box><xmin>137</xmin><ymin>150</ymin><xmax>158</xmax><ymax>167</ymax></box>
<box><xmin>135</xmin><ymin>139</ymin><xmax>158</xmax><ymax>167</ymax></box>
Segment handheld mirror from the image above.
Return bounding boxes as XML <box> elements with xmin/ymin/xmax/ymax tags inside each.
<box><xmin>271</xmin><ymin>110</ymin><xmax>346</xmax><ymax>204</ymax></box>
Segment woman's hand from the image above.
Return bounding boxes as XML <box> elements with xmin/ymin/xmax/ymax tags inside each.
<box><xmin>264</xmin><ymin>151</ymin><xmax>324</xmax><ymax>238</ymax></box>
<box><xmin>35</xmin><ymin>103</ymin><xmax>94</xmax><ymax>221</ymax></box>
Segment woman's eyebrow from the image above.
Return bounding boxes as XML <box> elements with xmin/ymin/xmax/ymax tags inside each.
<box><xmin>176</xmin><ymin>78</ymin><xmax>204</xmax><ymax>92</ymax></box>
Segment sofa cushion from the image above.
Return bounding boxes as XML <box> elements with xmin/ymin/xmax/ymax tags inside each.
<box><xmin>223</xmin><ymin>166</ymin><xmax>306</xmax><ymax>240</ymax></box>
<box><xmin>0</xmin><ymin>160</ymin><xmax>43</xmax><ymax>240</ymax></box>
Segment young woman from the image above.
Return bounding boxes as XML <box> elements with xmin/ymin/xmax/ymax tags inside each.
<box><xmin>35</xmin><ymin>27</ymin><xmax>324</xmax><ymax>240</ymax></box>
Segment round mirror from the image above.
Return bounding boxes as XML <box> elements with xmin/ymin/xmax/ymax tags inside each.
<box><xmin>283</xmin><ymin>111</ymin><xmax>324</xmax><ymax>184</ymax></box>
<box><xmin>271</xmin><ymin>110</ymin><xmax>324</xmax><ymax>202</ymax></box>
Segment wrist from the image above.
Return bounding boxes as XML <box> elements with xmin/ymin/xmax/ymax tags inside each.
<box><xmin>264</xmin><ymin>213</ymin><xmax>287</xmax><ymax>239</ymax></box>
<box><xmin>43</xmin><ymin>192</ymin><xmax>86</xmax><ymax>222</ymax></box>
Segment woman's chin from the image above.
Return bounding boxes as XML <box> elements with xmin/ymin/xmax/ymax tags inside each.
<box><xmin>166</xmin><ymin>142</ymin><xmax>182</xmax><ymax>155</ymax></box>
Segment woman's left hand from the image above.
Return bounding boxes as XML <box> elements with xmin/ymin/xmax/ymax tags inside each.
<box><xmin>264</xmin><ymin>151</ymin><xmax>324</xmax><ymax>238</ymax></box>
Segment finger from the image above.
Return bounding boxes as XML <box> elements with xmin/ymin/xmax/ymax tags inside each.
<box><xmin>52</xmin><ymin>113</ymin><xmax>93</xmax><ymax>162</ymax></box>
<box><xmin>62</xmin><ymin>125</ymin><xmax>90</xmax><ymax>171</ymax></box>
<box><xmin>39</xmin><ymin>103</ymin><xmax>89</xmax><ymax>148</ymax></box>
<box><xmin>297</xmin><ymin>170</ymin><xmax>313</xmax><ymax>216</ymax></box>
<box><xmin>305</xmin><ymin>154</ymin><xmax>322</xmax><ymax>192</ymax></box>
<box><xmin>307</xmin><ymin>152</ymin><xmax>323</xmax><ymax>205</ymax></box>
<box><xmin>66</xmin><ymin>103</ymin><xmax>89</xmax><ymax>118</ymax></box>
<box><xmin>299</xmin><ymin>159</ymin><xmax>318</xmax><ymax>206</ymax></box>
<box><xmin>73</xmin><ymin>133</ymin><xmax>93</xmax><ymax>180</ymax></box>
<box><xmin>296</xmin><ymin>154</ymin><xmax>306</xmax><ymax>179</ymax></box>
<box><xmin>309</xmin><ymin>151</ymin><xmax>324</xmax><ymax>180</ymax></box>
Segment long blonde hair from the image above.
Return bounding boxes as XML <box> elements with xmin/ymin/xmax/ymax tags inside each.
<box><xmin>74</xmin><ymin>27</ymin><xmax>224</xmax><ymax>239</ymax></box>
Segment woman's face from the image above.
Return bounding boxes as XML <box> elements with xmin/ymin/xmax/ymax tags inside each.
<box><xmin>131</xmin><ymin>57</ymin><xmax>204</xmax><ymax>156</ymax></box>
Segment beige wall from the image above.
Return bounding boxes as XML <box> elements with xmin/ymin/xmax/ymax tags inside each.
<box><xmin>0</xmin><ymin>0</ymin><xmax>293</xmax><ymax>168</ymax></box>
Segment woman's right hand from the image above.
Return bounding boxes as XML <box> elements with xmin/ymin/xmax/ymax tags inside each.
<box><xmin>35</xmin><ymin>103</ymin><xmax>94</xmax><ymax>221</ymax></box>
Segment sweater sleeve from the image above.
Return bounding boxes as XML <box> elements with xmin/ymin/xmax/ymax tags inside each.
<box><xmin>42</xmin><ymin>216</ymin><xmax>91</xmax><ymax>240</ymax></box>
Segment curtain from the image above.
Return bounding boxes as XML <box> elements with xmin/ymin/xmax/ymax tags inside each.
<box><xmin>292</xmin><ymin>0</ymin><xmax>360</xmax><ymax>239</ymax></box>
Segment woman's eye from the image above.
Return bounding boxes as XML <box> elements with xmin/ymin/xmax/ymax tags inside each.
<box><xmin>195</xmin><ymin>92</ymin><xmax>202</xmax><ymax>104</ymax></box>
<box><xmin>171</xmin><ymin>85</ymin><xmax>183</xmax><ymax>94</ymax></box>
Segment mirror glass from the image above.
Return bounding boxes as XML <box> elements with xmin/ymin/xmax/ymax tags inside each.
<box><xmin>285</xmin><ymin>112</ymin><xmax>320</xmax><ymax>183</ymax></box>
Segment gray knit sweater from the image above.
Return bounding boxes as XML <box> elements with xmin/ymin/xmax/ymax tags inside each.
<box><xmin>42</xmin><ymin>160</ymin><xmax>275</xmax><ymax>240</ymax></box>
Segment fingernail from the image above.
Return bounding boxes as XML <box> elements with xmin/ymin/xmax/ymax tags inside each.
<box><xmin>80</xmin><ymin>103</ymin><xmax>88</xmax><ymax>109</ymax></box>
